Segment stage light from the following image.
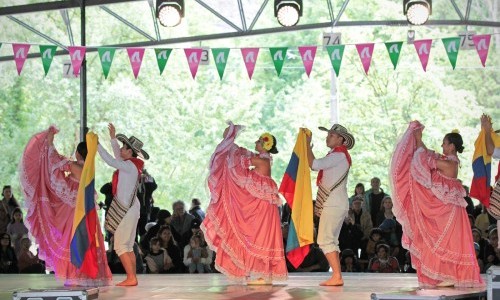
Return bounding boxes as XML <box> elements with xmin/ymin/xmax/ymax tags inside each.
<box><xmin>274</xmin><ymin>0</ymin><xmax>302</xmax><ymax>27</ymax></box>
<box><xmin>156</xmin><ymin>0</ymin><xmax>184</xmax><ymax>27</ymax></box>
<box><xmin>403</xmin><ymin>0</ymin><xmax>431</xmax><ymax>25</ymax></box>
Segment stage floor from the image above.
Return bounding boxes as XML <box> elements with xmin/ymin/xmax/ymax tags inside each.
<box><xmin>2</xmin><ymin>273</ymin><xmax>488</xmax><ymax>300</ymax></box>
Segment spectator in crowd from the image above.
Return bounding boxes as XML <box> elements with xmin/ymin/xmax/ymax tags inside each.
<box><xmin>144</xmin><ymin>237</ymin><xmax>173</xmax><ymax>274</ymax></box>
<box><xmin>6</xmin><ymin>207</ymin><xmax>28</xmax><ymax>255</ymax></box>
<box><xmin>0</xmin><ymin>233</ymin><xmax>18</xmax><ymax>273</ymax></box>
<box><xmin>189</xmin><ymin>198</ymin><xmax>205</xmax><ymax>222</ymax></box>
<box><xmin>184</xmin><ymin>235</ymin><xmax>208</xmax><ymax>273</ymax></box>
<box><xmin>362</xmin><ymin>228</ymin><xmax>384</xmax><ymax>261</ymax></box>
<box><xmin>0</xmin><ymin>186</ymin><xmax>20</xmax><ymax>234</ymax></box>
<box><xmin>348</xmin><ymin>183</ymin><xmax>365</xmax><ymax>207</ymax></box>
<box><xmin>17</xmin><ymin>235</ymin><xmax>44</xmax><ymax>273</ymax></box>
<box><xmin>340</xmin><ymin>248</ymin><xmax>360</xmax><ymax>272</ymax></box>
<box><xmin>364</xmin><ymin>177</ymin><xmax>389</xmax><ymax>226</ymax></box>
<box><xmin>484</xmin><ymin>227</ymin><xmax>499</xmax><ymax>270</ymax></box>
<box><xmin>339</xmin><ymin>209</ymin><xmax>363</xmax><ymax>254</ymax></box>
<box><xmin>140</xmin><ymin>209</ymin><xmax>172</xmax><ymax>254</ymax></box>
<box><xmin>475</xmin><ymin>206</ymin><xmax>495</xmax><ymax>239</ymax></box>
<box><xmin>472</xmin><ymin>227</ymin><xmax>488</xmax><ymax>263</ymax></box>
<box><xmin>403</xmin><ymin>251</ymin><xmax>416</xmax><ymax>273</ymax></box>
<box><xmin>474</xmin><ymin>242</ymin><xmax>485</xmax><ymax>273</ymax></box>
<box><xmin>350</xmin><ymin>196</ymin><xmax>373</xmax><ymax>241</ymax></box>
<box><xmin>462</xmin><ymin>185</ymin><xmax>475</xmax><ymax>217</ymax></box>
<box><xmin>137</xmin><ymin>169</ymin><xmax>157</xmax><ymax>239</ymax></box>
<box><xmin>171</xmin><ymin>201</ymin><xmax>195</xmax><ymax>250</ymax></box>
<box><xmin>368</xmin><ymin>243</ymin><xmax>400</xmax><ymax>273</ymax></box>
<box><xmin>157</xmin><ymin>225</ymin><xmax>183</xmax><ymax>273</ymax></box>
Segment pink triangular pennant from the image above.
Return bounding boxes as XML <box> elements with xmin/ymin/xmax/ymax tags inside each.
<box><xmin>355</xmin><ymin>43</ymin><xmax>375</xmax><ymax>75</ymax></box>
<box><xmin>68</xmin><ymin>46</ymin><xmax>86</xmax><ymax>76</ymax></box>
<box><xmin>298</xmin><ymin>46</ymin><xmax>317</xmax><ymax>78</ymax></box>
<box><xmin>12</xmin><ymin>44</ymin><xmax>30</xmax><ymax>75</ymax></box>
<box><xmin>472</xmin><ymin>34</ymin><xmax>491</xmax><ymax>67</ymax></box>
<box><xmin>127</xmin><ymin>48</ymin><xmax>145</xmax><ymax>79</ymax></box>
<box><xmin>413</xmin><ymin>39</ymin><xmax>433</xmax><ymax>72</ymax></box>
<box><xmin>240</xmin><ymin>48</ymin><xmax>259</xmax><ymax>80</ymax></box>
<box><xmin>184</xmin><ymin>48</ymin><xmax>203</xmax><ymax>79</ymax></box>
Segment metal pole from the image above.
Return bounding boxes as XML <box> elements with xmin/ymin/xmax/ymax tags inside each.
<box><xmin>80</xmin><ymin>0</ymin><xmax>87</xmax><ymax>141</ymax></box>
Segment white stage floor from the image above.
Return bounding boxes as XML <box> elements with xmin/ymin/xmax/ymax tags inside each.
<box><xmin>2</xmin><ymin>273</ymin><xmax>488</xmax><ymax>300</ymax></box>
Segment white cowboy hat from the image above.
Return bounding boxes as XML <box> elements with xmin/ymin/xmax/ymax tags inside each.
<box><xmin>116</xmin><ymin>134</ymin><xmax>150</xmax><ymax>160</ymax></box>
<box><xmin>318</xmin><ymin>124</ymin><xmax>355</xmax><ymax>150</ymax></box>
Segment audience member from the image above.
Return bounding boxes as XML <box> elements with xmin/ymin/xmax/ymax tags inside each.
<box><xmin>6</xmin><ymin>207</ymin><xmax>28</xmax><ymax>255</ymax></box>
<box><xmin>0</xmin><ymin>233</ymin><xmax>18</xmax><ymax>273</ymax></box>
<box><xmin>144</xmin><ymin>237</ymin><xmax>173</xmax><ymax>274</ymax></box>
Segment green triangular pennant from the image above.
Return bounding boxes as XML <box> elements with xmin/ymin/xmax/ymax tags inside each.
<box><xmin>154</xmin><ymin>48</ymin><xmax>172</xmax><ymax>75</ymax></box>
<box><xmin>326</xmin><ymin>45</ymin><xmax>345</xmax><ymax>76</ymax></box>
<box><xmin>98</xmin><ymin>47</ymin><xmax>116</xmax><ymax>79</ymax></box>
<box><xmin>39</xmin><ymin>45</ymin><xmax>57</xmax><ymax>76</ymax></box>
<box><xmin>269</xmin><ymin>47</ymin><xmax>288</xmax><ymax>76</ymax></box>
<box><xmin>384</xmin><ymin>41</ymin><xmax>403</xmax><ymax>70</ymax></box>
<box><xmin>211</xmin><ymin>48</ymin><xmax>230</xmax><ymax>80</ymax></box>
<box><xmin>442</xmin><ymin>37</ymin><xmax>460</xmax><ymax>70</ymax></box>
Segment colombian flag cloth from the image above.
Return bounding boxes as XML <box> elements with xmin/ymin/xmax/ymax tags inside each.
<box><xmin>470</xmin><ymin>129</ymin><xmax>500</xmax><ymax>207</ymax></box>
<box><xmin>279</xmin><ymin>128</ymin><xmax>314</xmax><ymax>268</ymax></box>
<box><xmin>70</xmin><ymin>132</ymin><xmax>99</xmax><ymax>278</ymax></box>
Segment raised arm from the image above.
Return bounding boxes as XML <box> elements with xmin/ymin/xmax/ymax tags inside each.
<box><xmin>481</xmin><ymin>114</ymin><xmax>495</xmax><ymax>156</ymax></box>
<box><xmin>304</xmin><ymin>128</ymin><xmax>315</xmax><ymax>168</ymax></box>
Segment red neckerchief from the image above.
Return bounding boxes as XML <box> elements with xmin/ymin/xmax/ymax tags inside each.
<box><xmin>112</xmin><ymin>157</ymin><xmax>144</xmax><ymax>196</ymax></box>
<box><xmin>316</xmin><ymin>145</ymin><xmax>352</xmax><ymax>186</ymax></box>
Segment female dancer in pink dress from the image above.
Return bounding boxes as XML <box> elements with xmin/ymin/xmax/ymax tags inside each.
<box><xmin>19</xmin><ymin>126</ymin><xmax>112</xmax><ymax>286</ymax></box>
<box><xmin>390</xmin><ymin>121</ymin><xmax>484</xmax><ymax>288</ymax></box>
<box><xmin>201</xmin><ymin>122</ymin><xmax>287</xmax><ymax>284</ymax></box>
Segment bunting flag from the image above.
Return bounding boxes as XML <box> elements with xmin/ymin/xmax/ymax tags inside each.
<box><xmin>12</xmin><ymin>43</ymin><xmax>30</xmax><ymax>76</ymax></box>
<box><xmin>355</xmin><ymin>43</ymin><xmax>374</xmax><ymax>75</ymax></box>
<box><xmin>211</xmin><ymin>48</ymin><xmax>230</xmax><ymax>80</ymax></box>
<box><xmin>98</xmin><ymin>47</ymin><xmax>116</xmax><ymax>79</ymax></box>
<box><xmin>184</xmin><ymin>48</ymin><xmax>203</xmax><ymax>79</ymax></box>
<box><xmin>472</xmin><ymin>34</ymin><xmax>491</xmax><ymax>67</ymax></box>
<box><xmin>70</xmin><ymin>132</ymin><xmax>99</xmax><ymax>278</ymax></box>
<box><xmin>278</xmin><ymin>128</ymin><xmax>314</xmax><ymax>268</ymax></box>
<box><xmin>442</xmin><ymin>37</ymin><xmax>460</xmax><ymax>70</ymax></box>
<box><xmin>241</xmin><ymin>48</ymin><xmax>259</xmax><ymax>79</ymax></box>
<box><xmin>298</xmin><ymin>46</ymin><xmax>317</xmax><ymax>78</ymax></box>
<box><xmin>413</xmin><ymin>39</ymin><xmax>432</xmax><ymax>72</ymax></box>
<box><xmin>326</xmin><ymin>45</ymin><xmax>345</xmax><ymax>77</ymax></box>
<box><xmin>385</xmin><ymin>41</ymin><xmax>403</xmax><ymax>70</ymax></box>
<box><xmin>127</xmin><ymin>48</ymin><xmax>145</xmax><ymax>79</ymax></box>
<box><xmin>68</xmin><ymin>46</ymin><xmax>86</xmax><ymax>76</ymax></box>
<box><xmin>155</xmin><ymin>48</ymin><xmax>172</xmax><ymax>75</ymax></box>
<box><xmin>269</xmin><ymin>47</ymin><xmax>288</xmax><ymax>76</ymax></box>
<box><xmin>39</xmin><ymin>45</ymin><xmax>57</xmax><ymax>76</ymax></box>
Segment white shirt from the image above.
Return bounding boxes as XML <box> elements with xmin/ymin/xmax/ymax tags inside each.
<box><xmin>493</xmin><ymin>147</ymin><xmax>500</xmax><ymax>160</ymax></box>
<box><xmin>97</xmin><ymin>139</ymin><xmax>140</xmax><ymax>213</ymax></box>
<box><xmin>312</xmin><ymin>152</ymin><xmax>350</xmax><ymax>209</ymax></box>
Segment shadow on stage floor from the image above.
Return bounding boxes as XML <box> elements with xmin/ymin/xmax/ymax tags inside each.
<box><xmin>2</xmin><ymin>273</ymin><xmax>488</xmax><ymax>300</ymax></box>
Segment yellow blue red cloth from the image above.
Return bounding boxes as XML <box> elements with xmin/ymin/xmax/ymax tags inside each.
<box><xmin>70</xmin><ymin>132</ymin><xmax>99</xmax><ymax>278</ymax></box>
<box><xmin>278</xmin><ymin>129</ymin><xmax>314</xmax><ymax>268</ymax></box>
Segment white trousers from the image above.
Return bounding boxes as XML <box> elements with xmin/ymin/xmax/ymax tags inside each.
<box><xmin>113</xmin><ymin>208</ymin><xmax>139</xmax><ymax>256</ymax></box>
<box><xmin>317</xmin><ymin>207</ymin><xmax>348</xmax><ymax>254</ymax></box>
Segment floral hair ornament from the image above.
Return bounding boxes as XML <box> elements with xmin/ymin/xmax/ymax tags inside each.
<box><xmin>260</xmin><ymin>132</ymin><xmax>274</xmax><ymax>151</ymax></box>
<box><xmin>451</xmin><ymin>129</ymin><xmax>460</xmax><ymax>134</ymax></box>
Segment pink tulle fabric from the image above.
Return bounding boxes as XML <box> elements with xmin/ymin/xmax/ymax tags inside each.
<box><xmin>201</xmin><ymin>122</ymin><xmax>288</xmax><ymax>282</ymax></box>
<box><xmin>390</xmin><ymin>121</ymin><xmax>484</xmax><ymax>288</ymax></box>
<box><xmin>19</xmin><ymin>127</ymin><xmax>112</xmax><ymax>286</ymax></box>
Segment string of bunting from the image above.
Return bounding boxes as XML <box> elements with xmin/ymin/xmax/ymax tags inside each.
<box><xmin>0</xmin><ymin>34</ymin><xmax>494</xmax><ymax>80</ymax></box>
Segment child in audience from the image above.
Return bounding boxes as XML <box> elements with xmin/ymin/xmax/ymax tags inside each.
<box><xmin>144</xmin><ymin>237</ymin><xmax>173</xmax><ymax>274</ymax></box>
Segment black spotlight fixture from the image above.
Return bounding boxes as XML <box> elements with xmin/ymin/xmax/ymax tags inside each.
<box><xmin>274</xmin><ymin>0</ymin><xmax>303</xmax><ymax>27</ymax></box>
<box><xmin>156</xmin><ymin>0</ymin><xmax>184</xmax><ymax>27</ymax></box>
<box><xmin>403</xmin><ymin>0</ymin><xmax>432</xmax><ymax>25</ymax></box>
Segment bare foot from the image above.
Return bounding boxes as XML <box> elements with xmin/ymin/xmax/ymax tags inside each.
<box><xmin>320</xmin><ymin>277</ymin><xmax>344</xmax><ymax>286</ymax></box>
<box><xmin>116</xmin><ymin>278</ymin><xmax>138</xmax><ymax>286</ymax></box>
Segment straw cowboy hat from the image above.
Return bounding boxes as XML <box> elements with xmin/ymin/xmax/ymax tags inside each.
<box><xmin>318</xmin><ymin>124</ymin><xmax>355</xmax><ymax>150</ymax></box>
<box><xmin>116</xmin><ymin>134</ymin><xmax>150</xmax><ymax>160</ymax></box>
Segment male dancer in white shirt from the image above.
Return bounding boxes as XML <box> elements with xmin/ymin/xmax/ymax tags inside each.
<box><xmin>305</xmin><ymin>124</ymin><xmax>355</xmax><ymax>286</ymax></box>
<box><xmin>98</xmin><ymin>123</ymin><xmax>149</xmax><ymax>286</ymax></box>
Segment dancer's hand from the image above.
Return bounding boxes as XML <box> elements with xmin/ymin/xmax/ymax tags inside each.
<box><xmin>108</xmin><ymin>123</ymin><xmax>116</xmax><ymax>139</ymax></box>
<box><xmin>481</xmin><ymin>114</ymin><xmax>492</xmax><ymax>132</ymax></box>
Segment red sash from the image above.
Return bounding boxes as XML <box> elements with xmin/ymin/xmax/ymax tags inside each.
<box><xmin>111</xmin><ymin>157</ymin><xmax>144</xmax><ymax>196</ymax></box>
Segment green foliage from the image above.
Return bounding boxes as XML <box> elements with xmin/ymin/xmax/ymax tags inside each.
<box><xmin>0</xmin><ymin>0</ymin><xmax>498</xmax><ymax>209</ymax></box>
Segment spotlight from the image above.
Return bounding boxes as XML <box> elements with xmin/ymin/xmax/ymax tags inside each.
<box><xmin>156</xmin><ymin>0</ymin><xmax>184</xmax><ymax>27</ymax></box>
<box><xmin>403</xmin><ymin>0</ymin><xmax>431</xmax><ymax>25</ymax></box>
<box><xmin>274</xmin><ymin>0</ymin><xmax>302</xmax><ymax>27</ymax></box>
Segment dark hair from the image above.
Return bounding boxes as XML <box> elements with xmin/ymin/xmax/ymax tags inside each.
<box><xmin>10</xmin><ymin>208</ymin><xmax>23</xmax><ymax>224</ymax></box>
<box><xmin>2</xmin><ymin>186</ymin><xmax>19</xmax><ymax>208</ymax></box>
<box><xmin>124</xmin><ymin>144</ymin><xmax>138</xmax><ymax>158</ymax></box>
<box><xmin>353</xmin><ymin>183</ymin><xmax>365</xmax><ymax>196</ymax></box>
<box><xmin>269</xmin><ymin>135</ymin><xmax>279</xmax><ymax>154</ymax></box>
<box><xmin>150</xmin><ymin>237</ymin><xmax>160</xmax><ymax>246</ymax></box>
<box><xmin>445</xmin><ymin>132</ymin><xmax>464</xmax><ymax>153</ymax></box>
<box><xmin>157</xmin><ymin>225</ymin><xmax>176</xmax><ymax>248</ymax></box>
<box><xmin>76</xmin><ymin>142</ymin><xmax>88</xmax><ymax>160</ymax></box>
